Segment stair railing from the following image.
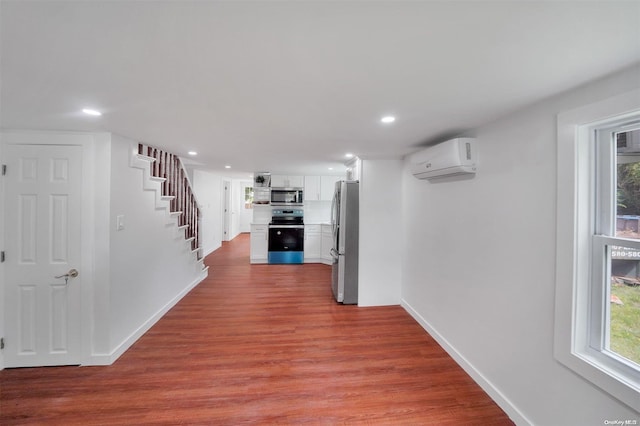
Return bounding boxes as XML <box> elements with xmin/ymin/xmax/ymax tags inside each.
<box><xmin>138</xmin><ymin>143</ymin><xmax>201</xmax><ymax>259</ymax></box>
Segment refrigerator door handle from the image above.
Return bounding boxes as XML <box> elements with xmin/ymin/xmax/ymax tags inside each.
<box><xmin>330</xmin><ymin>191</ymin><xmax>337</xmax><ymax>235</ymax></box>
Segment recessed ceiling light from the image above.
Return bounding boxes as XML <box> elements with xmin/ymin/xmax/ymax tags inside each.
<box><xmin>82</xmin><ymin>108</ymin><xmax>102</xmax><ymax>116</ymax></box>
<box><xmin>381</xmin><ymin>116</ymin><xmax>395</xmax><ymax>124</ymax></box>
<box><xmin>328</xmin><ymin>167</ymin><xmax>334</xmax><ymax>171</ymax></box>
<box><xmin>345</xmin><ymin>153</ymin><xmax>354</xmax><ymax>159</ymax></box>
<box><xmin>188</xmin><ymin>151</ymin><xmax>198</xmax><ymax>156</ymax></box>
<box><xmin>225</xmin><ymin>165</ymin><xmax>231</xmax><ymax>169</ymax></box>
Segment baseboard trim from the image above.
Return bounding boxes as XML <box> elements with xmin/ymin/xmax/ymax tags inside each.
<box><xmin>203</xmin><ymin>243</ymin><xmax>221</xmax><ymax>258</ymax></box>
<box><xmin>401</xmin><ymin>298</ymin><xmax>531</xmax><ymax>426</ymax></box>
<box><xmin>90</xmin><ymin>272</ymin><xmax>207</xmax><ymax>366</ymax></box>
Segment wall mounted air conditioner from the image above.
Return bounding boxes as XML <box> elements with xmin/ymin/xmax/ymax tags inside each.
<box><xmin>410</xmin><ymin>137</ymin><xmax>477</xmax><ymax>180</ymax></box>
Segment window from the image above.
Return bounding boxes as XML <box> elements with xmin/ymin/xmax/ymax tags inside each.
<box><xmin>244</xmin><ymin>186</ymin><xmax>254</xmax><ymax>209</ymax></box>
<box><xmin>596</xmin><ymin>126</ymin><xmax>640</xmax><ymax>368</ymax></box>
<box><xmin>555</xmin><ymin>89</ymin><xmax>640</xmax><ymax>411</ymax></box>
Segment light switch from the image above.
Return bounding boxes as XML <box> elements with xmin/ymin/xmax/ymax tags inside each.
<box><xmin>116</xmin><ymin>215</ymin><xmax>125</xmax><ymax>231</ymax></box>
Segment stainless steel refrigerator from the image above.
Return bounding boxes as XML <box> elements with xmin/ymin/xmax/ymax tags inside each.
<box><xmin>330</xmin><ymin>180</ymin><xmax>359</xmax><ymax>304</ymax></box>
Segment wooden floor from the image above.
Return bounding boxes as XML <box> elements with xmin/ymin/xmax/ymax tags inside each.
<box><xmin>0</xmin><ymin>234</ymin><xmax>513</xmax><ymax>425</ymax></box>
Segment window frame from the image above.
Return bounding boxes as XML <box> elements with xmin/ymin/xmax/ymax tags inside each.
<box><xmin>555</xmin><ymin>89</ymin><xmax>640</xmax><ymax>411</ymax></box>
<box><xmin>591</xmin><ymin>121</ymin><xmax>640</xmax><ymax>373</ymax></box>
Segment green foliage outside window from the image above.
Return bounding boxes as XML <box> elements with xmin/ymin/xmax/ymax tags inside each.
<box><xmin>617</xmin><ymin>162</ymin><xmax>640</xmax><ymax>215</ymax></box>
<box><xmin>245</xmin><ymin>187</ymin><xmax>253</xmax><ymax>209</ymax></box>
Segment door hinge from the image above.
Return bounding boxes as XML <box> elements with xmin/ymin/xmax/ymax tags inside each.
<box><xmin>1</xmin><ymin>338</ymin><xmax>4</xmax><ymax>350</ymax></box>
<box><xmin>1</xmin><ymin>165</ymin><xmax>6</xmax><ymax>176</ymax></box>
<box><xmin>0</xmin><ymin>251</ymin><xmax>4</xmax><ymax>263</ymax></box>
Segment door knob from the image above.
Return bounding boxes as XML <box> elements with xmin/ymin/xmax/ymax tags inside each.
<box><xmin>55</xmin><ymin>269</ymin><xmax>79</xmax><ymax>279</ymax></box>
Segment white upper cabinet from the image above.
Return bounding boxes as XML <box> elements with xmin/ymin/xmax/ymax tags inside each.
<box><xmin>305</xmin><ymin>175</ymin><xmax>340</xmax><ymax>201</ymax></box>
<box><xmin>289</xmin><ymin>176</ymin><xmax>304</xmax><ymax>187</ymax></box>
<box><xmin>320</xmin><ymin>176</ymin><xmax>340</xmax><ymax>200</ymax></box>
<box><xmin>273</xmin><ymin>174</ymin><xmax>340</xmax><ymax>201</ymax></box>
<box><xmin>304</xmin><ymin>176</ymin><xmax>321</xmax><ymax>201</ymax></box>
<box><xmin>271</xmin><ymin>175</ymin><xmax>304</xmax><ymax>188</ymax></box>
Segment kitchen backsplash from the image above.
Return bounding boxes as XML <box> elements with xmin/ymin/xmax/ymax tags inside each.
<box><xmin>251</xmin><ymin>200</ymin><xmax>331</xmax><ymax>224</ymax></box>
<box><xmin>303</xmin><ymin>200</ymin><xmax>331</xmax><ymax>223</ymax></box>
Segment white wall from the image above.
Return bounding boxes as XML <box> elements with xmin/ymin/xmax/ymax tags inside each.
<box><xmin>229</xmin><ymin>179</ymin><xmax>244</xmax><ymax>240</ymax></box>
<box><xmin>0</xmin><ymin>138</ymin><xmax>5</xmax><ymax>370</ymax></box>
<box><xmin>191</xmin><ymin>172</ymin><xmax>249</xmax><ymax>253</ymax></box>
<box><xmin>359</xmin><ymin>159</ymin><xmax>403</xmax><ymax>306</ymax></box>
<box><xmin>87</xmin><ymin>133</ymin><xmax>112</xmax><ymax>361</ymax></box>
<box><xmin>304</xmin><ymin>200</ymin><xmax>332</xmax><ymax>223</ymax></box>
<box><xmin>108</xmin><ymin>134</ymin><xmax>206</xmax><ymax>360</ymax></box>
<box><xmin>401</xmin><ymin>64</ymin><xmax>640</xmax><ymax>425</ymax></box>
<box><xmin>0</xmin><ymin>131</ymin><xmax>114</xmax><ymax>365</ymax></box>
<box><xmin>0</xmin><ymin>132</ymin><xmax>207</xmax><ymax>366</ymax></box>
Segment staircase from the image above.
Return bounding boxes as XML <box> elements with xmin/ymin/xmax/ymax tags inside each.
<box><xmin>131</xmin><ymin>143</ymin><xmax>205</xmax><ymax>268</ymax></box>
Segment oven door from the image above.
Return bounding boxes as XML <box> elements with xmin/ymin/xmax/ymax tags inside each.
<box><xmin>268</xmin><ymin>225</ymin><xmax>304</xmax><ymax>264</ymax></box>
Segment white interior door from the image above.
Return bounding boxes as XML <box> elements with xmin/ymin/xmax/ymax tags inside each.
<box><xmin>4</xmin><ymin>144</ymin><xmax>83</xmax><ymax>367</ymax></box>
<box><xmin>223</xmin><ymin>180</ymin><xmax>230</xmax><ymax>241</ymax></box>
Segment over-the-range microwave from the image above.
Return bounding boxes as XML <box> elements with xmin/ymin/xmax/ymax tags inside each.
<box><xmin>271</xmin><ymin>188</ymin><xmax>304</xmax><ymax>206</ymax></box>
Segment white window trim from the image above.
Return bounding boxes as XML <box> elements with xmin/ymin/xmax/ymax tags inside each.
<box><xmin>555</xmin><ymin>89</ymin><xmax>640</xmax><ymax>411</ymax></box>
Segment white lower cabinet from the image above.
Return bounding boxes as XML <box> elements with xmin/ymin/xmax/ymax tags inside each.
<box><xmin>250</xmin><ymin>224</ymin><xmax>268</xmax><ymax>264</ymax></box>
<box><xmin>321</xmin><ymin>224</ymin><xmax>333</xmax><ymax>265</ymax></box>
<box><xmin>304</xmin><ymin>224</ymin><xmax>321</xmax><ymax>262</ymax></box>
<box><xmin>253</xmin><ymin>222</ymin><xmax>331</xmax><ymax>264</ymax></box>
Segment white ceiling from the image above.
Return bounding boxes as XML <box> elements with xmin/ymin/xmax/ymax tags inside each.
<box><xmin>2</xmin><ymin>1</ymin><xmax>640</xmax><ymax>177</ymax></box>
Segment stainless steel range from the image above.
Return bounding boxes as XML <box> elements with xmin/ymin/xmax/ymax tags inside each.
<box><xmin>268</xmin><ymin>209</ymin><xmax>304</xmax><ymax>264</ymax></box>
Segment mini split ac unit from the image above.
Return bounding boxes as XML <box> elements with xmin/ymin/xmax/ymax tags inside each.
<box><xmin>410</xmin><ymin>137</ymin><xmax>477</xmax><ymax>180</ymax></box>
